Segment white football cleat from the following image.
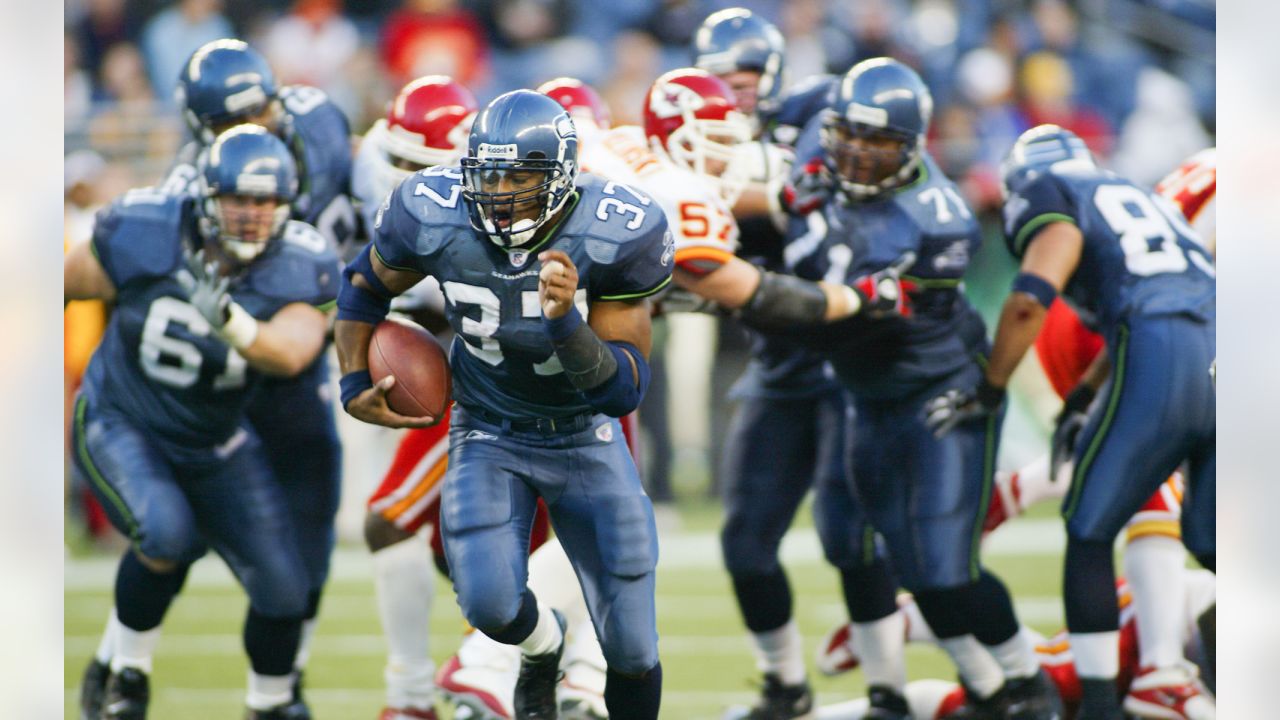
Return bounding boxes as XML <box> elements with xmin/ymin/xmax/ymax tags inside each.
<box><xmin>436</xmin><ymin>633</ymin><xmax>519</xmax><ymax>720</ymax></box>
<box><xmin>1123</xmin><ymin>663</ymin><xmax>1215</xmax><ymax>720</ymax></box>
<box><xmin>559</xmin><ymin>658</ymin><xmax>608</xmax><ymax>719</ymax></box>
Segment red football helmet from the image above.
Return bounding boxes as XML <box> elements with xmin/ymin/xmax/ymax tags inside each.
<box><xmin>537</xmin><ymin>77</ymin><xmax>612</xmax><ymax>130</ymax></box>
<box><xmin>643</xmin><ymin>68</ymin><xmax>752</xmax><ymax>202</ymax></box>
<box><xmin>382</xmin><ymin>75</ymin><xmax>478</xmax><ymax>169</ymax></box>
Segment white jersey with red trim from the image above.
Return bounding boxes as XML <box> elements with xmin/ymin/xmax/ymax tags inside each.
<box><xmin>1156</xmin><ymin>147</ymin><xmax>1216</xmax><ymax>258</ymax></box>
<box><xmin>577</xmin><ymin>124</ymin><xmax>739</xmax><ymax>275</ymax></box>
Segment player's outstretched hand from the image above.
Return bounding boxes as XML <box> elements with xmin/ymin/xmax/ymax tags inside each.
<box><xmin>781</xmin><ymin>157</ymin><xmax>836</xmax><ymax>216</ymax></box>
<box><xmin>1050</xmin><ymin>384</ymin><xmax>1094</xmax><ymax>482</ymax></box>
<box><xmin>538</xmin><ymin>249</ymin><xmax>580</xmax><ymax>319</ymax></box>
<box><xmin>179</xmin><ymin>247</ymin><xmax>232</xmax><ymax>329</ymax></box>
<box><xmin>345</xmin><ymin>375</ymin><xmax>439</xmax><ymax>429</ymax></box>
<box><xmin>924</xmin><ymin>378</ymin><xmax>1004</xmax><ymax>438</ymax></box>
<box><xmin>852</xmin><ymin>251</ymin><xmax>918</xmax><ymax>318</ymax></box>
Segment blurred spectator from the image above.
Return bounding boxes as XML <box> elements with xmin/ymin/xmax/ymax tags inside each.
<box><xmin>1110</xmin><ymin>66</ymin><xmax>1210</xmax><ymax>187</ymax></box>
<box><xmin>640</xmin><ymin>0</ymin><xmax>705</xmax><ymax>51</ymax></box>
<box><xmin>380</xmin><ymin>0</ymin><xmax>489</xmax><ymax>90</ymax></box>
<box><xmin>830</xmin><ymin>0</ymin><xmax>913</xmax><ymax>68</ymax></box>
<box><xmin>474</xmin><ymin>0</ymin><xmax>610</xmax><ymax>95</ymax></box>
<box><xmin>66</xmin><ymin>32</ymin><xmax>94</xmax><ymax>132</ymax></box>
<box><xmin>903</xmin><ymin>0</ymin><xmax>962</xmax><ymax>101</ymax></box>
<box><xmin>946</xmin><ymin>47</ymin><xmax>1028</xmax><ymax>209</ymax></box>
<box><xmin>140</xmin><ymin>0</ymin><xmax>235</xmax><ymax>97</ymax></box>
<box><xmin>264</xmin><ymin>0</ymin><xmax>361</xmax><ymax>110</ymax></box>
<box><xmin>73</xmin><ymin>0</ymin><xmax>141</xmax><ymax>82</ymax></box>
<box><xmin>601</xmin><ymin>30</ymin><xmax>663</xmax><ymax>127</ymax></box>
<box><xmin>91</xmin><ymin>42</ymin><xmax>181</xmax><ymax>164</ymax></box>
<box><xmin>780</xmin><ymin>0</ymin><xmax>838</xmax><ymax>81</ymax></box>
<box><xmin>477</xmin><ymin>0</ymin><xmax>574</xmax><ymax>51</ymax></box>
<box><xmin>1017</xmin><ymin>50</ymin><xmax>1112</xmax><ymax>157</ymax></box>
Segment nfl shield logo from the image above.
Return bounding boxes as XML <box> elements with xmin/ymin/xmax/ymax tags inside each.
<box><xmin>509</xmin><ymin>250</ymin><xmax>529</xmax><ymax>267</ymax></box>
<box><xmin>595</xmin><ymin>423</ymin><xmax>614</xmax><ymax>443</ymax></box>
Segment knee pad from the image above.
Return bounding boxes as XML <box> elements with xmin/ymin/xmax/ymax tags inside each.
<box><xmin>137</xmin><ymin>519</ymin><xmax>205</xmax><ymax>568</ymax></box>
<box><xmin>456</xmin><ymin>579</ymin><xmax>525</xmax><ymax>639</ymax></box>
<box><xmin>720</xmin><ymin>521</ymin><xmax>781</xmax><ymax>576</ymax></box>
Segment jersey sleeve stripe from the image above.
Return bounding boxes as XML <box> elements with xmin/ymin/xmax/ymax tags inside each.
<box><xmin>1125</xmin><ymin>519</ymin><xmax>1182</xmax><ymax>542</ymax></box>
<box><xmin>315</xmin><ymin>299</ymin><xmax>336</xmax><ymax>312</ymax></box>
<box><xmin>372</xmin><ymin>243</ymin><xmax>420</xmax><ymax>274</ymax></box>
<box><xmin>675</xmin><ymin>246</ymin><xmax>736</xmax><ymax>265</ymax></box>
<box><xmin>598</xmin><ymin>274</ymin><xmax>672</xmax><ymax>301</ymax></box>
<box><xmin>1013</xmin><ymin>212</ymin><xmax>1076</xmax><ymax>256</ymax></box>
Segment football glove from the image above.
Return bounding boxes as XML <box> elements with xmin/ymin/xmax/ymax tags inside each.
<box><xmin>179</xmin><ymin>247</ymin><xmax>259</xmax><ymax>349</ymax></box>
<box><xmin>780</xmin><ymin>157</ymin><xmax>837</xmax><ymax>216</ymax></box>
<box><xmin>1050</xmin><ymin>384</ymin><xmax>1095</xmax><ymax>482</ymax></box>
<box><xmin>924</xmin><ymin>377</ymin><xmax>1005</xmax><ymax>438</ymax></box>
<box><xmin>851</xmin><ymin>251</ymin><xmax>918</xmax><ymax>318</ymax></box>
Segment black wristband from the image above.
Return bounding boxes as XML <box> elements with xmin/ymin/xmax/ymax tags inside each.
<box><xmin>1062</xmin><ymin>384</ymin><xmax>1096</xmax><ymax>415</ymax></box>
<box><xmin>976</xmin><ymin>377</ymin><xmax>1006</xmax><ymax>409</ymax></box>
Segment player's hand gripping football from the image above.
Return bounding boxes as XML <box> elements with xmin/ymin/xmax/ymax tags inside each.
<box><xmin>851</xmin><ymin>251</ymin><xmax>919</xmax><ymax>318</ymax></box>
<box><xmin>345</xmin><ymin>375</ymin><xmax>439</xmax><ymax>429</ymax></box>
<box><xmin>538</xmin><ymin>249</ymin><xmax>579</xmax><ymax>319</ymax></box>
<box><xmin>179</xmin><ymin>247</ymin><xmax>233</xmax><ymax>329</ymax></box>
<box><xmin>924</xmin><ymin>377</ymin><xmax>1005</xmax><ymax>438</ymax></box>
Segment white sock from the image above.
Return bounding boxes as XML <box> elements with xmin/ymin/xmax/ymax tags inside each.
<box><xmin>937</xmin><ymin>635</ymin><xmax>1004</xmax><ymax>698</ymax></box>
<box><xmin>852</xmin><ymin>611</ymin><xmax>907</xmax><ymax>690</ymax></box>
<box><xmin>373</xmin><ymin>538</ymin><xmax>436</xmax><ymax>708</ymax></box>
<box><xmin>294</xmin><ymin>618</ymin><xmax>318</xmax><ymax>671</ymax></box>
<box><xmin>985</xmin><ymin>631</ymin><xmax>1041</xmax><ymax>679</ymax></box>
<box><xmin>1125</xmin><ymin>535</ymin><xmax>1189</xmax><ymax>669</ymax></box>
<box><xmin>518</xmin><ymin>599</ymin><xmax>564</xmax><ymax>657</ymax></box>
<box><xmin>900</xmin><ymin>596</ymin><xmax>937</xmax><ymax>644</ymax></box>
<box><xmin>1069</xmin><ymin>630</ymin><xmax>1121</xmax><ymax>679</ymax></box>
<box><xmin>750</xmin><ymin>618</ymin><xmax>807</xmax><ymax>686</ymax></box>
<box><xmin>111</xmin><ymin>618</ymin><xmax>162</xmax><ymax>674</ymax></box>
<box><xmin>246</xmin><ymin>671</ymin><xmax>293</xmax><ymax>710</ymax></box>
<box><xmin>95</xmin><ymin>610</ymin><xmax>120</xmax><ymax>664</ymax></box>
<box><xmin>527</xmin><ymin>538</ymin><xmax>590</xmax><ymax>632</ymax></box>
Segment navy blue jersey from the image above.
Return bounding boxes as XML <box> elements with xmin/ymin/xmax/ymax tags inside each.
<box><xmin>163</xmin><ymin>85</ymin><xmax>356</xmax><ymax>249</ymax></box>
<box><xmin>1003</xmin><ymin>165</ymin><xmax>1215</xmax><ymax>333</ymax></box>
<box><xmin>784</xmin><ymin>153</ymin><xmax>989</xmax><ymax>402</ymax></box>
<box><xmin>372</xmin><ymin>167</ymin><xmax>673</xmax><ymax>420</ymax></box>
<box><xmin>81</xmin><ymin>188</ymin><xmax>340</xmax><ymax>449</ymax></box>
<box><xmin>762</xmin><ymin>74</ymin><xmax>836</xmax><ymax>148</ymax></box>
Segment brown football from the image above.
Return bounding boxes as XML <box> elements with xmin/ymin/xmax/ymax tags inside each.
<box><xmin>367</xmin><ymin>317</ymin><xmax>451</xmax><ymax>418</ymax></box>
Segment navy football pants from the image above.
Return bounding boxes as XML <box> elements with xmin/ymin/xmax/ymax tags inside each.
<box><xmin>71</xmin><ymin>395</ymin><xmax>309</xmax><ymax>619</ymax></box>
<box><xmin>440</xmin><ymin>407</ymin><xmax>659</xmax><ymax>675</ymax></box>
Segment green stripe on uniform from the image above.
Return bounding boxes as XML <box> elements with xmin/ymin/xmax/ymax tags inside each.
<box><xmin>970</xmin><ymin>411</ymin><xmax>999</xmax><ymax>581</ymax></box>
<box><xmin>1064</xmin><ymin>324</ymin><xmax>1130</xmax><ymax>521</ymax></box>
<box><xmin>1013</xmin><ymin>213</ymin><xmax>1075</xmax><ymax>256</ymax></box>
<box><xmin>862</xmin><ymin>524</ymin><xmax>876</xmax><ymax>566</ymax></box>
<box><xmin>74</xmin><ymin>396</ymin><xmax>139</xmax><ymax>540</ymax></box>
<box><xmin>599</xmin><ymin>274</ymin><xmax>673</xmax><ymax>302</ymax></box>
<box><xmin>314</xmin><ymin>299</ymin><xmax>336</xmax><ymax>312</ymax></box>
<box><xmin>371</xmin><ymin>244</ymin><xmax>418</xmax><ymax>274</ymax></box>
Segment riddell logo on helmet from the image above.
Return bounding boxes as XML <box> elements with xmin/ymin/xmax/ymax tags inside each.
<box><xmin>477</xmin><ymin>143</ymin><xmax>518</xmax><ymax>160</ymax></box>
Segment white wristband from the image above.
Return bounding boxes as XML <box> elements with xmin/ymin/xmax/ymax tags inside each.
<box><xmin>218</xmin><ymin>301</ymin><xmax>259</xmax><ymax>350</ymax></box>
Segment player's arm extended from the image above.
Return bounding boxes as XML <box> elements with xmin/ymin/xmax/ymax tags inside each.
<box><xmin>677</xmin><ymin>255</ymin><xmax>900</xmax><ymax>331</ymax></box>
<box><xmin>236</xmin><ymin>303</ymin><xmax>329</xmax><ymax>377</ymax></box>
<box><xmin>334</xmin><ymin>244</ymin><xmax>437</xmax><ymax>428</ymax></box>
<box><xmin>64</xmin><ymin>240</ymin><xmax>116</xmax><ymax>305</ymax></box>
<box><xmin>539</xmin><ymin>249</ymin><xmax>654</xmax><ymax>418</ymax></box>
<box><xmin>985</xmin><ymin>222</ymin><xmax>1084</xmax><ymax>389</ymax></box>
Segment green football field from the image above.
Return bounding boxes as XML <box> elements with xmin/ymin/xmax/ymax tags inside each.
<box><xmin>65</xmin><ymin>499</ymin><xmax>1067</xmax><ymax>719</ymax></box>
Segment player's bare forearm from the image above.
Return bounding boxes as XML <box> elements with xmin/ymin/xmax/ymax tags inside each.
<box><xmin>590</xmin><ymin>299</ymin><xmax>653</xmax><ymax>362</ymax></box>
<box><xmin>985</xmin><ymin>294</ymin><xmax>1047</xmax><ymax>388</ymax></box>
<box><xmin>241</xmin><ymin>303</ymin><xmax>329</xmax><ymax>377</ymax></box>
<box><xmin>335</xmin><ymin>318</ymin><xmax>376</xmax><ymax>374</ymax></box>
<box><xmin>674</xmin><ymin>257</ymin><xmax>761</xmax><ymax>310</ymax></box>
<box><xmin>64</xmin><ymin>240</ymin><xmax>116</xmax><ymax>303</ymax></box>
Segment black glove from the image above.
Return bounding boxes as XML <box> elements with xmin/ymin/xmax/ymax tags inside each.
<box><xmin>1050</xmin><ymin>384</ymin><xmax>1095</xmax><ymax>483</ymax></box>
<box><xmin>780</xmin><ymin>157</ymin><xmax>836</xmax><ymax>216</ymax></box>
<box><xmin>850</xmin><ymin>252</ymin><xmax>918</xmax><ymax>318</ymax></box>
<box><xmin>924</xmin><ymin>377</ymin><xmax>1005</xmax><ymax>438</ymax></box>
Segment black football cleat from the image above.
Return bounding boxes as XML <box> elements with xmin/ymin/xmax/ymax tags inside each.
<box><xmin>101</xmin><ymin>667</ymin><xmax>150</xmax><ymax>720</ymax></box>
<box><xmin>80</xmin><ymin>658</ymin><xmax>110</xmax><ymax>720</ymax></box>
<box><xmin>1002</xmin><ymin>670</ymin><xmax>1064</xmax><ymax>720</ymax></box>
<box><xmin>864</xmin><ymin>684</ymin><xmax>912</xmax><ymax>720</ymax></box>
<box><xmin>244</xmin><ymin>702</ymin><xmax>312</xmax><ymax>720</ymax></box>
<box><xmin>513</xmin><ymin>609</ymin><xmax>567</xmax><ymax>719</ymax></box>
<box><xmin>742</xmin><ymin>673</ymin><xmax>814</xmax><ymax>720</ymax></box>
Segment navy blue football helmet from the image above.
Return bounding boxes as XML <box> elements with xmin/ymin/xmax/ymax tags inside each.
<box><xmin>197</xmin><ymin>125</ymin><xmax>298</xmax><ymax>263</ymax></box>
<box><xmin>461</xmin><ymin>90</ymin><xmax>579</xmax><ymax>248</ymax></box>
<box><xmin>693</xmin><ymin>8</ymin><xmax>786</xmax><ymax>120</ymax></box>
<box><xmin>177</xmin><ymin>39</ymin><xmax>279</xmax><ymax>145</ymax></box>
<box><xmin>821</xmin><ymin>58</ymin><xmax>934</xmax><ymax>200</ymax></box>
<box><xmin>1000</xmin><ymin>124</ymin><xmax>1096</xmax><ymax>200</ymax></box>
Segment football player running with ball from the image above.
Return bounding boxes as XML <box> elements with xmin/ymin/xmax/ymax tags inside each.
<box><xmin>335</xmin><ymin>90</ymin><xmax>672</xmax><ymax>720</ymax></box>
